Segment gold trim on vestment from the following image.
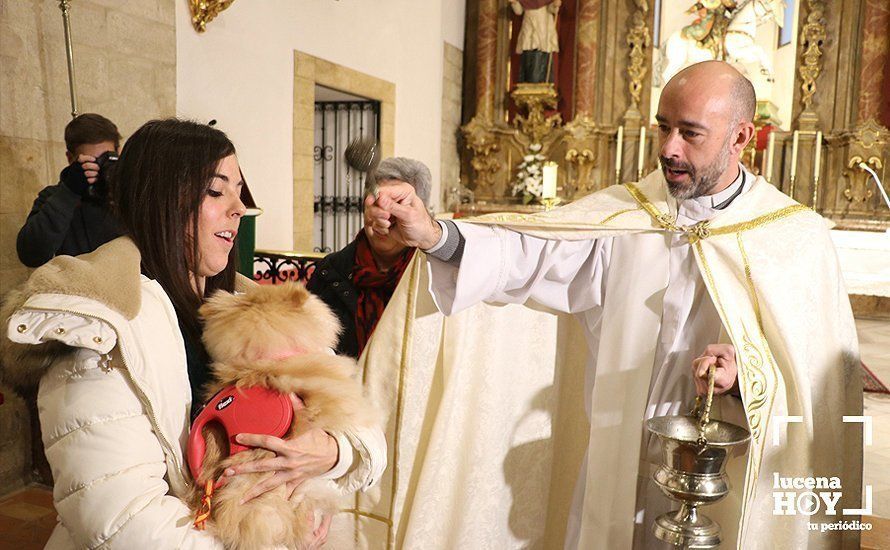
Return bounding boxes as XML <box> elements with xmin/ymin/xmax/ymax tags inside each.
<box><xmin>693</xmin><ymin>239</ymin><xmax>761</xmax><ymax>543</ymax></box>
<box><xmin>683</xmin><ymin>210</ymin><xmax>791</xmax><ymax>543</ymax></box>
<box><xmin>624</xmin><ymin>182</ymin><xmax>666</xmax><ymax>226</ymax></box>
<box><xmin>692</xmin><ymin>242</ymin><xmax>732</xmax><ymax>343</ymax></box>
<box><xmin>734</xmin><ymin>233</ymin><xmax>783</xmax><ymax>528</ymax></box>
<box><xmin>386</xmin><ymin>257</ymin><xmax>421</xmax><ymax>549</ymax></box>
<box><xmin>738</xmin><ymin>333</ymin><xmax>768</xmax><ymax>442</ymax></box>
<box><xmin>466</xmin><ymin>206</ymin><xmax>642</xmax><ymax>228</ymax></box>
<box><xmin>621</xmin><ymin>182</ymin><xmax>810</xmax><ymax>541</ymax></box>
<box><xmin>339</xmin><ymin>508</ymin><xmax>394</xmax><ymax>526</ymax></box>
<box><xmin>709</xmin><ymin>205</ymin><xmax>812</xmax><ymax>236</ymax></box>
<box><xmin>736</xmin><ymin>234</ymin><xmax>780</xmax><ymax>448</ymax></box>
<box><xmin>617</xmin><ymin>171</ymin><xmax>804</xmax><ymax>545</ymax></box>
<box><xmin>623</xmin><ymin>183</ymin><xmax>712</xmax><ymax>242</ymax></box>
<box><xmin>597</xmin><ymin>207</ymin><xmax>642</xmax><ymax>225</ymax></box>
<box><xmin>623</xmin><ymin>182</ymin><xmax>812</xmax><ymax>241</ymax></box>
<box><xmin>736</xmin><ymin>234</ymin><xmax>769</xmax><ymax>444</ymax></box>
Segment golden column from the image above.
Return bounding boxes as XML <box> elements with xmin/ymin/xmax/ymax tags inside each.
<box><xmin>462</xmin><ymin>0</ymin><xmax>501</xmax><ymax>195</ymax></box>
<box><xmin>561</xmin><ymin>0</ymin><xmax>603</xmax><ymax>195</ymax></box>
<box><xmin>856</xmin><ymin>0</ymin><xmax>890</xmax><ymax>124</ymax></box>
<box><xmin>796</xmin><ymin>0</ymin><xmax>827</xmax><ymax>130</ymax></box>
<box><xmin>573</xmin><ymin>0</ymin><xmax>601</xmax><ymax>118</ymax></box>
<box><xmin>475</xmin><ymin>0</ymin><xmax>499</xmax><ymax>122</ymax></box>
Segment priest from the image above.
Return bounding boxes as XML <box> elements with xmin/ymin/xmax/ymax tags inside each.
<box><xmin>360</xmin><ymin>61</ymin><xmax>862</xmax><ymax>548</ymax></box>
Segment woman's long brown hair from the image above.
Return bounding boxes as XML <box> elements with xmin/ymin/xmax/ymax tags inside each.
<box><xmin>112</xmin><ymin>119</ymin><xmax>238</xmax><ymax>345</ymax></box>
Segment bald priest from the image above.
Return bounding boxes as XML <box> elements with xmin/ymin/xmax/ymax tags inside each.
<box><xmin>352</xmin><ymin>61</ymin><xmax>862</xmax><ymax>549</ymax></box>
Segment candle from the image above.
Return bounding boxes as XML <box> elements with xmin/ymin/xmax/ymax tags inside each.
<box><xmin>615</xmin><ymin>125</ymin><xmax>624</xmax><ymax>183</ymax></box>
<box><xmin>789</xmin><ymin>130</ymin><xmax>799</xmax><ymax>198</ymax></box>
<box><xmin>542</xmin><ymin>162</ymin><xmax>558</xmax><ymax>199</ymax></box>
<box><xmin>637</xmin><ymin>126</ymin><xmax>646</xmax><ymax>180</ymax></box>
<box><xmin>812</xmin><ymin>131</ymin><xmax>822</xmax><ymax>207</ymax></box>
<box><xmin>765</xmin><ymin>130</ymin><xmax>776</xmax><ymax>182</ymax></box>
<box><xmin>813</xmin><ymin>131</ymin><xmax>822</xmax><ymax>181</ymax></box>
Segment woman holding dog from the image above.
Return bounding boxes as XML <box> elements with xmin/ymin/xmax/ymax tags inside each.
<box><xmin>1</xmin><ymin>119</ymin><xmax>385</xmax><ymax>548</ymax></box>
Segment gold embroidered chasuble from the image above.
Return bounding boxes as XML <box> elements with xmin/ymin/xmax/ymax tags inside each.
<box><xmin>338</xmin><ymin>170</ymin><xmax>862</xmax><ymax>549</ymax></box>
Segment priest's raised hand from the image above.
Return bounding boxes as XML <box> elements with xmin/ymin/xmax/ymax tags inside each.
<box><xmin>691</xmin><ymin>343</ymin><xmax>739</xmax><ymax>396</ymax></box>
<box><xmin>365</xmin><ymin>180</ymin><xmax>442</xmax><ymax>250</ymax></box>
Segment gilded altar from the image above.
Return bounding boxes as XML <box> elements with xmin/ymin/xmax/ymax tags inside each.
<box><xmin>458</xmin><ymin>0</ymin><xmax>890</xmax><ymax>231</ymax></box>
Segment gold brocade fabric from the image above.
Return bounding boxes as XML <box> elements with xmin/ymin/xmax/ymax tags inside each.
<box><xmin>333</xmin><ymin>170</ymin><xmax>863</xmax><ymax>549</ymax></box>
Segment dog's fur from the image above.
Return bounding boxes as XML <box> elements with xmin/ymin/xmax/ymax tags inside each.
<box><xmin>193</xmin><ymin>283</ymin><xmax>378</xmax><ymax>550</ymax></box>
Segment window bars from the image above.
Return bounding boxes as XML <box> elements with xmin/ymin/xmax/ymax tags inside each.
<box><xmin>313</xmin><ymin>100</ymin><xmax>381</xmax><ymax>253</ymax></box>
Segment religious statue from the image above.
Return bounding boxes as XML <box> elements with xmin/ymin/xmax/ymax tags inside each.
<box><xmin>681</xmin><ymin>0</ymin><xmax>738</xmax><ymax>59</ymax></box>
<box><xmin>662</xmin><ymin>0</ymin><xmax>782</xmax><ymax>97</ymax></box>
<box><xmin>509</xmin><ymin>0</ymin><xmax>561</xmax><ymax>83</ymax></box>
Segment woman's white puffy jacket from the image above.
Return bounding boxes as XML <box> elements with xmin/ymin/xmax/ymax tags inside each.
<box><xmin>0</xmin><ymin>238</ymin><xmax>386</xmax><ymax>549</ymax></box>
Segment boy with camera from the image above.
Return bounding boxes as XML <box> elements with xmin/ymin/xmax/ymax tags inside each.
<box><xmin>16</xmin><ymin>113</ymin><xmax>124</xmax><ymax>267</ymax></box>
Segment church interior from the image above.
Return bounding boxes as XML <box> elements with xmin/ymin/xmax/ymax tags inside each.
<box><xmin>1</xmin><ymin>0</ymin><xmax>890</xmax><ymax>548</ymax></box>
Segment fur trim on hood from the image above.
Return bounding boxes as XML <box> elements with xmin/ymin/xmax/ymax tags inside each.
<box><xmin>0</xmin><ymin>237</ymin><xmax>256</xmax><ymax>395</ymax></box>
<box><xmin>0</xmin><ymin>286</ymin><xmax>70</xmax><ymax>394</ymax></box>
<box><xmin>0</xmin><ymin>237</ymin><xmax>142</xmax><ymax>394</ymax></box>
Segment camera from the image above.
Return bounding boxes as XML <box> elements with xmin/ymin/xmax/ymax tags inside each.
<box><xmin>88</xmin><ymin>150</ymin><xmax>119</xmax><ymax>198</ymax></box>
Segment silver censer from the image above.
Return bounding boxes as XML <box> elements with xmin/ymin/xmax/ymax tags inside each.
<box><xmin>645</xmin><ymin>365</ymin><xmax>751</xmax><ymax>548</ymax></box>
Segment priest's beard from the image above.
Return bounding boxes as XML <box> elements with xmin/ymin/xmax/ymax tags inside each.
<box><xmin>661</xmin><ymin>141</ymin><xmax>732</xmax><ymax>201</ymax></box>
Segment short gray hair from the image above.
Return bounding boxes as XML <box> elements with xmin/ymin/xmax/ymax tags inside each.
<box><xmin>367</xmin><ymin>157</ymin><xmax>431</xmax><ymax>205</ymax></box>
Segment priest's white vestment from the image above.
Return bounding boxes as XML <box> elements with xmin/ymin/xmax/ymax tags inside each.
<box><xmin>330</xmin><ymin>170</ymin><xmax>862</xmax><ymax>550</ymax></box>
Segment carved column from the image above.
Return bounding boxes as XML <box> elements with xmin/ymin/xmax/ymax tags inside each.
<box><xmin>462</xmin><ymin>0</ymin><xmax>500</xmax><ymax>195</ymax></box>
<box><xmin>563</xmin><ymin>0</ymin><xmax>602</xmax><ymax>196</ymax></box>
<box><xmin>828</xmin><ymin>120</ymin><xmax>890</xmax><ymax>229</ymax></box>
<box><xmin>574</xmin><ymin>0</ymin><xmax>601</xmax><ymax>117</ymax></box>
<box><xmin>857</xmin><ymin>0</ymin><xmax>890</xmax><ymax>124</ymax></box>
<box><xmin>623</xmin><ymin>0</ymin><xmax>650</xmax><ymax>127</ymax></box>
<box><xmin>796</xmin><ymin>0</ymin><xmax>827</xmax><ymax>130</ymax></box>
<box><xmin>474</xmin><ymin>0</ymin><xmax>499</xmax><ymax>122</ymax></box>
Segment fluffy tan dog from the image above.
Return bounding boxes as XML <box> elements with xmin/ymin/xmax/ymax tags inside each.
<box><xmin>190</xmin><ymin>282</ymin><xmax>378</xmax><ymax>550</ymax></box>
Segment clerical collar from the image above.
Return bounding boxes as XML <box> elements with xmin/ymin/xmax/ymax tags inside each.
<box><xmin>691</xmin><ymin>163</ymin><xmax>747</xmax><ymax>210</ymax></box>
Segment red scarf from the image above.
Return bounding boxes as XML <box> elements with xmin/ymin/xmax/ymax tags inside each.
<box><xmin>352</xmin><ymin>231</ymin><xmax>415</xmax><ymax>354</ymax></box>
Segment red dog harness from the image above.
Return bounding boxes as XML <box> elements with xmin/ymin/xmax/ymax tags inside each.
<box><xmin>187</xmin><ymin>385</ymin><xmax>294</xmax><ymax>481</ymax></box>
<box><xmin>188</xmin><ymin>386</ymin><xmax>294</xmax><ymax>530</ymax></box>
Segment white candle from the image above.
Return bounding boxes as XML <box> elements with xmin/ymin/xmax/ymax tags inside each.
<box><xmin>615</xmin><ymin>125</ymin><xmax>624</xmax><ymax>183</ymax></box>
<box><xmin>790</xmin><ymin>130</ymin><xmax>799</xmax><ymax>183</ymax></box>
<box><xmin>542</xmin><ymin>162</ymin><xmax>558</xmax><ymax>199</ymax></box>
<box><xmin>765</xmin><ymin>130</ymin><xmax>776</xmax><ymax>182</ymax></box>
<box><xmin>812</xmin><ymin>131</ymin><xmax>823</xmax><ymax>207</ymax></box>
<box><xmin>637</xmin><ymin>126</ymin><xmax>646</xmax><ymax>179</ymax></box>
<box><xmin>813</xmin><ymin>131</ymin><xmax>822</xmax><ymax>181</ymax></box>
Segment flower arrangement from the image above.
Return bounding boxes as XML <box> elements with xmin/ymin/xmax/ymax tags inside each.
<box><xmin>511</xmin><ymin>143</ymin><xmax>547</xmax><ymax>204</ymax></box>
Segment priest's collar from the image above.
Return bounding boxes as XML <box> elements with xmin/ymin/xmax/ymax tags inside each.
<box><xmin>665</xmin><ymin>163</ymin><xmax>751</xmax><ymax>224</ymax></box>
<box><xmin>692</xmin><ymin>163</ymin><xmax>748</xmax><ymax>210</ymax></box>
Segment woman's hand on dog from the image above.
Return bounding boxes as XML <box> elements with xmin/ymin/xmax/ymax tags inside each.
<box><xmin>221</xmin><ymin>395</ymin><xmax>340</xmax><ymax>504</ymax></box>
<box><xmin>306</xmin><ymin>514</ymin><xmax>332</xmax><ymax>549</ymax></box>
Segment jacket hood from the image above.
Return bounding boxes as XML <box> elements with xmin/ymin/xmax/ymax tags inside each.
<box><xmin>1</xmin><ymin>237</ymin><xmax>256</xmax><ymax>394</ymax></box>
<box><xmin>1</xmin><ymin>237</ymin><xmax>142</xmax><ymax>393</ymax></box>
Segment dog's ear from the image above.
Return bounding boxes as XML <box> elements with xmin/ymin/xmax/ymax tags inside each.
<box><xmin>283</xmin><ymin>284</ymin><xmax>309</xmax><ymax>310</ymax></box>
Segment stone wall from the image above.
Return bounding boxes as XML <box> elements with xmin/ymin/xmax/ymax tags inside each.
<box><xmin>0</xmin><ymin>0</ymin><xmax>176</xmax><ymax>495</ymax></box>
<box><xmin>441</xmin><ymin>42</ymin><xmax>464</xmax><ymax>202</ymax></box>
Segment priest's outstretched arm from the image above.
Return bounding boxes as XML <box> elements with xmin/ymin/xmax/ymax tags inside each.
<box><xmin>365</xmin><ymin>181</ymin><xmax>609</xmax><ymax>315</ymax></box>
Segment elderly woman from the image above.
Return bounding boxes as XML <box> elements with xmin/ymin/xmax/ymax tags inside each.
<box><xmin>307</xmin><ymin>157</ymin><xmax>431</xmax><ymax>358</ymax></box>
<box><xmin>1</xmin><ymin>119</ymin><xmax>385</xmax><ymax>548</ymax></box>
